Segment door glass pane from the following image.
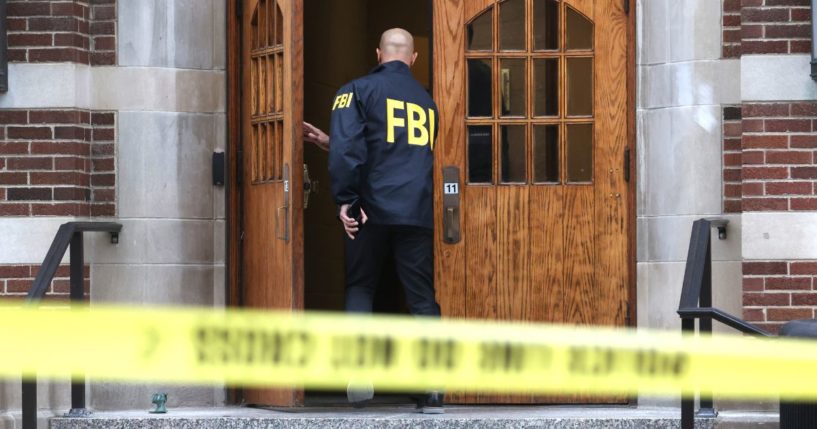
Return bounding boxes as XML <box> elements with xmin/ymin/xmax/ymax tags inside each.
<box><xmin>265</xmin><ymin>122</ymin><xmax>273</xmax><ymax>180</ymax></box>
<box><xmin>468</xmin><ymin>125</ymin><xmax>493</xmax><ymax>183</ymax></box>
<box><xmin>500</xmin><ymin>59</ymin><xmax>526</xmax><ymax>117</ymax></box>
<box><xmin>467</xmin><ymin>8</ymin><xmax>493</xmax><ymax>51</ymax></box>
<box><xmin>275</xmin><ymin>53</ymin><xmax>284</xmax><ymax>112</ymax></box>
<box><xmin>501</xmin><ymin>125</ymin><xmax>526</xmax><ymax>183</ymax></box>
<box><xmin>567</xmin><ymin>57</ymin><xmax>593</xmax><ymax>117</ymax></box>
<box><xmin>275</xmin><ymin>120</ymin><xmax>283</xmax><ymax>180</ymax></box>
<box><xmin>266</xmin><ymin>55</ymin><xmax>274</xmax><ymax>113</ymax></box>
<box><xmin>534</xmin><ymin>125</ymin><xmax>559</xmax><ymax>183</ymax></box>
<box><xmin>252</xmin><ymin>125</ymin><xmax>260</xmax><ymax>181</ymax></box>
<box><xmin>567</xmin><ymin>124</ymin><xmax>593</xmax><ymax>183</ymax></box>
<box><xmin>251</xmin><ymin>59</ymin><xmax>259</xmax><ymax>115</ymax></box>
<box><xmin>251</xmin><ymin>8</ymin><xmax>259</xmax><ymax>49</ymax></box>
<box><xmin>468</xmin><ymin>58</ymin><xmax>493</xmax><ymax>118</ymax></box>
<box><xmin>566</xmin><ymin>6</ymin><xmax>593</xmax><ymax>51</ymax></box>
<box><xmin>258</xmin><ymin>0</ymin><xmax>267</xmax><ymax>48</ymax></box>
<box><xmin>534</xmin><ymin>0</ymin><xmax>559</xmax><ymax>50</ymax></box>
<box><xmin>500</xmin><ymin>0</ymin><xmax>525</xmax><ymax>51</ymax></box>
<box><xmin>274</xmin><ymin>1</ymin><xmax>283</xmax><ymax>46</ymax></box>
<box><xmin>534</xmin><ymin>58</ymin><xmax>559</xmax><ymax>117</ymax></box>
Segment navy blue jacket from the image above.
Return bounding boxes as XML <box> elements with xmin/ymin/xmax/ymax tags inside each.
<box><xmin>329</xmin><ymin>61</ymin><xmax>438</xmax><ymax>229</ymax></box>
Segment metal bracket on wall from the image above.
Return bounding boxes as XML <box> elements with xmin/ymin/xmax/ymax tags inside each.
<box><xmin>704</xmin><ymin>217</ymin><xmax>729</xmax><ymax>240</ymax></box>
<box><xmin>0</xmin><ymin>0</ymin><xmax>8</xmax><ymax>93</ymax></box>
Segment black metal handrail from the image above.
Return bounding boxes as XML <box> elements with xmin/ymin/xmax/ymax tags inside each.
<box><xmin>21</xmin><ymin>222</ymin><xmax>121</xmax><ymax>429</ymax></box>
<box><xmin>677</xmin><ymin>218</ymin><xmax>770</xmax><ymax>429</ymax></box>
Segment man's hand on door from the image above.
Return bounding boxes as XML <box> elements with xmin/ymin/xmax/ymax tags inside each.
<box><xmin>303</xmin><ymin>121</ymin><xmax>330</xmax><ymax>151</ymax></box>
<box><xmin>339</xmin><ymin>204</ymin><xmax>368</xmax><ymax>240</ymax></box>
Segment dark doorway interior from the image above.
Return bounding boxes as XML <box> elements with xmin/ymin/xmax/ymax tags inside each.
<box><xmin>302</xmin><ymin>0</ymin><xmax>432</xmax><ymax>405</ymax></box>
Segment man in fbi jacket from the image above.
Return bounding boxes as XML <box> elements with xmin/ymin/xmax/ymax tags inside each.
<box><xmin>328</xmin><ymin>28</ymin><xmax>444</xmax><ymax>414</ymax></box>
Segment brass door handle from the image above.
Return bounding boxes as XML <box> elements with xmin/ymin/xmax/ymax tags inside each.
<box><xmin>446</xmin><ymin>207</ymin><xmax>456</xmax><ymax>241</ymax></box>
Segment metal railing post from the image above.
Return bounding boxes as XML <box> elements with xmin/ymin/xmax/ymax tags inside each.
<box><xmin>68</xmin><ymin>232</ymin><xmax>88</xmax><ymax>416</ymax></box>
<box><xmin>678</xmin><ymin>218</ymin><xmax>767</xmax><ymax>427</ymax></box>
<box><xmin>681</xmin><ymin>317</ymin><xmax>695</xmax><ymax>429</ymax></box>
<box><xmin>22</xmin><ymin>379</ymin><xmax>36</xmax><ymax>429</ymax></box>
<box><xmin>19</xmin><ymin>222</ymin><xmax>121</xmax><ymax>428</ymax></box>
<box><xmin>697</xmin><ymin>235</ymin><xmax>717</xmax><ymax>418</ymax></box>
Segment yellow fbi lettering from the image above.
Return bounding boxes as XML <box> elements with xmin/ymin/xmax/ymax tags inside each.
<box><xmin>332</xmin><ymin>92</ymin><xmax>354</xmax><ymax>110</ymax></box>
<box><xmin>386</xmin><ymin>98</ymin><xmax>436</xmax><ymax>149</ymax></box>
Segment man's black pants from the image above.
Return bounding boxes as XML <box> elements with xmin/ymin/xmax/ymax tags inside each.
<box><xmin>344</xmin><ymin>224</ymin><xmax>441</xmax><ymax>317</ymax></box>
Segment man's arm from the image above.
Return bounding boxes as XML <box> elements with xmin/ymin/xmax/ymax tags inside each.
<box><xmin>328</xmin><ymin>83</ymin><xmax>367</xmax><ymax>207</ymax></box>
<box><xmin>303</xmin><ymin>121</ymin><xmax>329</xmax><ymax>151</ymax></box>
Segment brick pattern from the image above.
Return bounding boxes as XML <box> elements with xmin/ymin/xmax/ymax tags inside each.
<box><xmin>0</xmin><ymin>110</ymin><xmax>116</xmax><ymax>217</ymax></box>
<box><xmin>723</xmin><ymin>0</ymin><xmax>741</xmax><ymax>58</ymax></box>
<box><xmin>743</xmin><ymin>261</ymin><xmax>817</xmax><ymax>334</ymax></box>
<box><xmin>90</xmin><ymin>111</ymin><xmax>116</xmax><ymax>216</ymax></box>
<box><xmin>724</xmin><ymin>106</ymin><xmax>742</xmax><ymax>212</ymax></box>
<box><xmin>0</xmin><ymin>264</ymin><xmax>90</xmax><ymax>299</ymax></box>
<box><xmin>6</xmin><ymin>0</ymin><xmax>116</xmax><ymax>65</ymax></box>
<box><xmin>741</xmin><ymin>0</ymin><xmax>812</xmax><ymax>55</ymax></box>
<box><xmin>89</xmin><ymin>0</ymin><xmax>116</xmax><ymax>66</ymax></box>
<box><xmin>740</xmin><ymin>102</ymin><xmax>817</xmax><ymax>212</ymax></box>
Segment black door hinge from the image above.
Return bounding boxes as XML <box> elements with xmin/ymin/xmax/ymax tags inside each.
<box><xmin>623</xmin><ymin>147</ymin><xmax>631</xmax><ymax>183</ymax></box>
<box><xmin>625</xmin><ymin>305</ymin><xmax>631</xmax><ymax>326</ymax></box>
<box><xmin>623</xmin><ymin>0</ymin><xmax>630</xmax><ymax>14</ymax></box>
<box><xmin>236</xmin><ymin>0</ymin><xmax>242</xmax><ymax>18</ymax></box>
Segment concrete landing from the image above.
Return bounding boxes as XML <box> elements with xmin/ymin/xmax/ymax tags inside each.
<box><xmin>50</xmin><ymin>407</ymin><xmax>779</xmax><ymax>429</ymax></box>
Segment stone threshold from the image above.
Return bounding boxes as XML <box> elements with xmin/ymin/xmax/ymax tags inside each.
<box><xmin>49</xmin><ymin>406</ymin><xmax>779</xmax><ymax>429</ymax></box>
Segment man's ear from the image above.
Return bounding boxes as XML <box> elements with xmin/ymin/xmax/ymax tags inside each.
<box><xmin>376</xmin><ymin>48</ymin><xmax>382</xmax><ymax>64</ymax></box>
<box><xmin>411</xmin><ymin>52</ymin><xmax>418</xmax><ymax>66</ymax></box>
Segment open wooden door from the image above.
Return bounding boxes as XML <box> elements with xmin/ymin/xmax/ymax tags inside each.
<box><xmin>433</xmin><ymin>0</ymin><xmax>631</xmax><ymax>404</ymax></box>
<box><xmin>239</xmin><ymin>0</ymin><xmax>304</xmax><ymax>406</ymax></box>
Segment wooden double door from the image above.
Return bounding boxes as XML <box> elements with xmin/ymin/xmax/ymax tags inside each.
<box><xmin>230</xmin><ymin>0</ymin><xmax>632</xmax><ymax>406</ymax></box>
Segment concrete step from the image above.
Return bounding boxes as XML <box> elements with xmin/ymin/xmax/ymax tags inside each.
<box><xmin>49</xmin><ymin>407</ymin><xmax>779</xmax><ymax>429</ymax></box>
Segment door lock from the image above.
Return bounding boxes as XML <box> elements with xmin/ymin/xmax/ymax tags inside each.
<box><xmin>303</xmin><ymin>164</ymin><xmax>318</xmax><ymax>209</ymax></box>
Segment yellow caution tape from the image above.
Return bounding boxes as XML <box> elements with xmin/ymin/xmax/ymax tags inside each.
<box><xmin>2</xmin><ymin>303</ymin><xmax>817</xmax><ymax>399</ymax></box>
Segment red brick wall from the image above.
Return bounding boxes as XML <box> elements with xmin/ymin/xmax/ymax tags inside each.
<box><xmin>743</xmin><ymin>261</ymin><xmax>817</xmax><ymax>334</ymax></box>
<box><xmin>724</xmin><ymin>106</ymin><xmax>743</xmax><ymax>212</ymax></box>
<box><xmin>89</xmin><ymin>0</ymin><xmax>116</xmax><ymax>66</ymax></box>
<box><xmin>740</xmin><ymin>103</ymin><xmax>817</xmax><ymax>333</ymax></box>
<box><xmin>741</xmin><ymin>102</ymin><xmax>817</xmax><ymax>212</ymax></box>
<box><xmin>741</xmin><ymin>0</ymin><xmax>811</xmax><ymax>55</ymax></box>
<box><xmin>6</xmin><ymin>0</ymin><xmax>116</xmax><ymax>65</ymax></box>
<box><xmin>734</xmin><ymin>2</ymin><xmax>816</xmax><ymax>332</ymax></box>
<box><xmin>0</xmin><ymin>264</ymin><xmax>89</xmax><ymax>299</ymax></box>
<box><xmin>0</xmin><ymin>109</ymin><xmax>116</xmax><ymax>217</ymax></box>
<box><xmin>723</xmin><ymin>0</ymin><xmax>741</xmax><ymax>58</ymax></box>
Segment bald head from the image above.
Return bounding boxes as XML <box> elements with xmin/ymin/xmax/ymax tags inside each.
<box><xmin>377</xmin><ymin>28</ymin><xmax>418</xmax><ymax>67</ymax></box>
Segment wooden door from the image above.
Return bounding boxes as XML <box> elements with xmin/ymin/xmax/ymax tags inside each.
<box><xmin>433</xmin><ymin>0</ymin><xmax>630</xmax><ymax>403</ymax></box>
<box><xmin>240</xmin><ymin>0</ymin><xmax>304</xmax><ymax>407</ymax></box>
